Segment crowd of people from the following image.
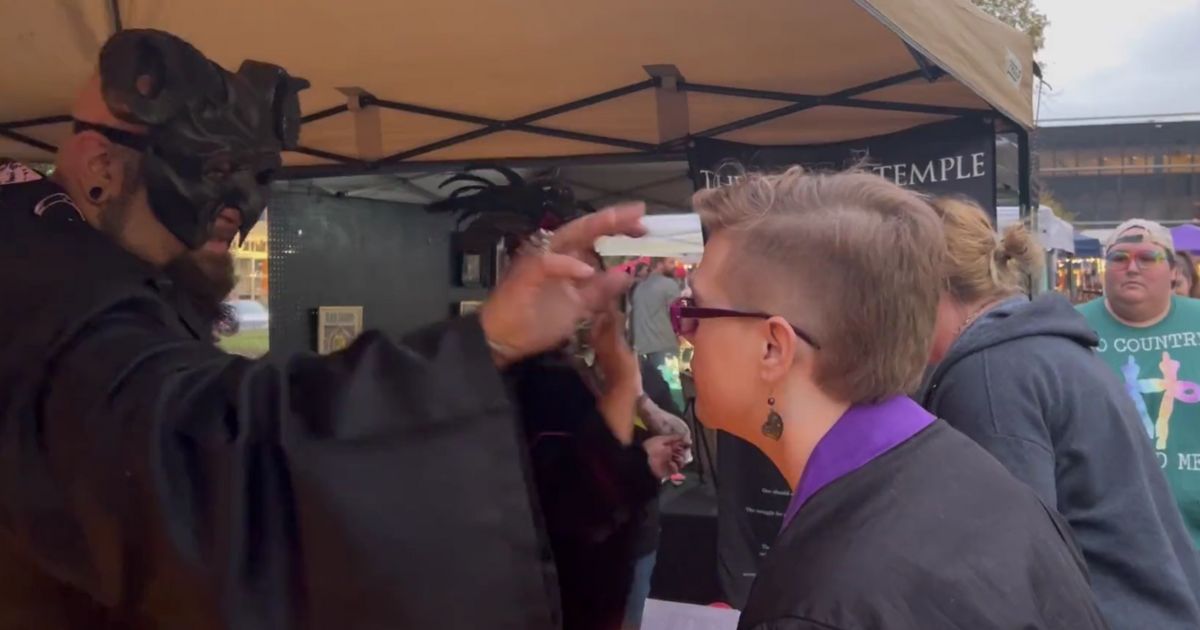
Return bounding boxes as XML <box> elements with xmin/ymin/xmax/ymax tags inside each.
<box><xmin>924</xmin><ymin>205</ymin><xmax>1200</xmax><ymax>627</ymax></box>
<box><xmin>4</xmin><ymin>26</ymin><xmax>1200</xmax><ymax>630</ymax></box>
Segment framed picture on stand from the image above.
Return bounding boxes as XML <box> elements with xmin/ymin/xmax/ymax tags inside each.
<box><xmin>457</xmin><ymin>300</ymin><xmax>484</xmax><ymax>316</ymax></box>
<box><xmin>494</xmin><ymin>239</ymin><xmax>510</xmax><ymax>284</ymax></box>
<box><xmin>460</xmin><ymin>253</ymin><xmax>482</xmax><ymax>287</ymax></box>
<box><xmin>316</xmin><ymin>306</ymin><xmax>364</xmax><ymax>354</ymax></box>
<box><xmin>453</xmin><ymin>232</ymin><xmax>505</xmax><ymax>288</ymax></box>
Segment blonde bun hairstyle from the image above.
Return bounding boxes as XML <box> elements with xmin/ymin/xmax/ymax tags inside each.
<box><xmin>931</xmin><ymin>195</ymin><xmax>1043</xmax><ymax>303</ymax></box>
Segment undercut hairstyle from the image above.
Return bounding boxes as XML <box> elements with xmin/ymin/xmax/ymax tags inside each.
<box><xmin>692</xmin><ymin>166</ymin><xmax>945</xmax><ymax>404</ymax></box>
<box><xmin>932</xmin><ymin>195</ymin><xmax>1043</xmax><ymax>304</ymax></box>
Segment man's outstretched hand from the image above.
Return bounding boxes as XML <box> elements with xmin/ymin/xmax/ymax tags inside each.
<box><xmin>479</xmin><ymin>203</ymin><xmax>647</xmax><ymax>368</ymax></box>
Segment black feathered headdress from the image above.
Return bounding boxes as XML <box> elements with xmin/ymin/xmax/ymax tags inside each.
<box><xmin>427</xmin><ymin>166</ymin><xmax>592</xmax><ymax>246</ymax></box>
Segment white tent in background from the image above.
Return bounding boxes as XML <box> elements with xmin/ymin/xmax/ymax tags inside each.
<box><xmin>997</xmin><ymin>205</ymin><xmax>1075</xmax><ymax>254</ymax></box>
<box><xmin>1080</xmin><ymin>228</ymin><xmax>1115</xmax><ymax>245</ymax></box>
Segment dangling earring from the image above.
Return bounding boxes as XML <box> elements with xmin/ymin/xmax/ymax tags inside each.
<box><xmin>762</xmin><ymin>396</ymin><xmax>784</xmax><ymax>440</ymax></box>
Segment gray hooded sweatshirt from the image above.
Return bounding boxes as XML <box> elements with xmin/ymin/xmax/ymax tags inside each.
<box><xmin>921</xmin><ymin>292</ymin><xmax>1200</xmax><ymax>629</ymax></box>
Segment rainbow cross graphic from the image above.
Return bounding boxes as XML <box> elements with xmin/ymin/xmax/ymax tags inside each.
<box><xmin>1123</xmin><ymin>352</ymin><xmax>1200</xmax><ymax>450</ymax></box>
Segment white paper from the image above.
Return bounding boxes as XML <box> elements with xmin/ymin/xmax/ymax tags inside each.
<box><xmin>640</xmin><ymin>599</ymin><xmax>740</xmax><ymax>630</ymax></box>
<box><xmin>1005</xmin><ymin>48</ymin><xmax>1023</xmax><ymax>87</ymax></box>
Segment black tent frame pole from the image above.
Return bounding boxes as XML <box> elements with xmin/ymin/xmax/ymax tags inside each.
<box><xmin>679</xmin><ymin>69</ymin><xmax>946</xmax><ymax>143</ymax></box>
<box><xmin>276</xmin><ymin>151</ymin><xmax>689</xmax><ymax>181</ymax></box>
<box><xmin>108</xmin><ymin>0</ymin><xmax>124</xmax><ymax>33</ymax></box>
<box><xmin>0</xmin><ymin>69</ymin><xmax>1016</xmax><ymax>178</ymax></box>
<box><xmin>1016</xmin><ymin>127</ymin><xmax>1032</xmax><ymax>223</ymax></box>
<box><xmin>1015</xmin><ymin>126</ymin><xmax>1038</xmax><ymax>293</ymax></box>
<box><xmin>677</xmin><ymin>83</ymin><xmax>987</xmax><ymax>117</ymax></box>
<box><xmin>904</xmin><ymin>44</ymin><xmax>945</xmax><ymax>83</ymax></box>
<box><xmin>370</xmin><ymin>79</ymin><xmax>661</xmax><ymax>164</ymax></box>
<box><xmin>0</xmin><ymin>115</ymin><xmax>73</xmax><ymax>155</ymax></box>
<box><xmin>290</xmin><ymin>146</ymin><xmax>366</xmax><ymax>167</ymax></box>
<box><xmin>0</xmin><ymin>128</ymin><xmax>56</xmax><ymax>153</ymax></box>
<box><xmin>1</xmin><ymin>115</ymin><xmax>72</xmax><ymax>129</ymax></box>
<box><xmin>301</xmin><ymin>105</ymin><xmax>350</xmax><ymax>125</ymax></box>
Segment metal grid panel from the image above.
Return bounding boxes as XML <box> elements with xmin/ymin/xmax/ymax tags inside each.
<box><xmin>268</xmin><ymin>189</ymin><xmax>483</xmax><ymax>356</ymax></box>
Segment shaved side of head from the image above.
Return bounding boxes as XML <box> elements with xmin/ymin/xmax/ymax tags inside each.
<box><xmin>693</xmin><ymin>167</ymin><xmax>945</xmax><ymax>404</ymax></box>
<box><xmin>52</xmin><ymin>72</ymin><xmax>185</xmax><ymax>266</ymax></box>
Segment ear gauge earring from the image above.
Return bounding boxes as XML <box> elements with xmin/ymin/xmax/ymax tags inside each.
<box><xmin>88</xmin><ymin>187</ymin><xmax>103</xmax><ymax>201</ymax></box>
<box><xmin>762</xmin><ymin>396</ymin><xmax>784</xmax><ymax>440</ymax></box>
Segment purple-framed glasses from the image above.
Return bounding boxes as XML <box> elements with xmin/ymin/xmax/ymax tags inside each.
<box><xmin>670</xmin><ymin>297</ymin><xmax>821</xmax><ymax>350</ymax></box>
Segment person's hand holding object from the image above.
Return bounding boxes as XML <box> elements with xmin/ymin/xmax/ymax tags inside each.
<box><xmin>479</xmin><ymin>203</ymin><xmax>646</xmax><ymax>368</ymax></box>
<box><xmin>644</xmin><ymin>435</ymin><xmax>689</xmax><ymax>479</ymax></box>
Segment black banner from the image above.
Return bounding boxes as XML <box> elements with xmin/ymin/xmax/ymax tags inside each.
<box><xmin>690</xmin><ymin>117</ymin><xmax>997</xmax><ymax>220</ymax></box>
<box><xmin>688</xmin><ymin>117</ymin><xmax>997</xmax><ymax>607</ymax></box>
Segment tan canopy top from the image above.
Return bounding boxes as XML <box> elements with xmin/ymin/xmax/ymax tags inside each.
<box><xmin>0</xmin><ymin>0</ymin><xmax>1032</xmax><ymax>174</ymax></box>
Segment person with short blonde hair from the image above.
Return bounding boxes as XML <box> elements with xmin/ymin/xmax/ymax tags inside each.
<box><xmin>683</xmin><ymin>168</ymin><xmax>1105</xmax><ymax>630</ymax></box>
<box><xmin>694</xmin><ymin>168</ymin><xmax>939</xmax><ymax>404</ymax></box>
<box><xmin>922</xmin><ymin>197</ymin><xmax>1200</xmax><ymax>629</ymax></box>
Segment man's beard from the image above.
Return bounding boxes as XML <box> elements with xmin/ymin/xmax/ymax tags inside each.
<box><xmin>93</xmin><ymin>162</ymin><xmax>238</xmax><ymax>336</ymax></box>
<box><xmin>163</xmin><ymin>248</ymin><xmax>236</xmax><ymax>334</ymax></box>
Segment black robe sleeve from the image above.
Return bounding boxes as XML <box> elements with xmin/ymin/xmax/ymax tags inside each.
<box><xmin>21</xmin><ymin>298</ymin><xmax>559</xmax><ymax>629</ymax></box>
<box><xmin>509</xmin><ymin>355</ymin><xmax>658</xmax><ymax>630</ymax></box>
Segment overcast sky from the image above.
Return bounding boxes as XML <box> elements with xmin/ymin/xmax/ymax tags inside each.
<box><xmin>1034</xmin><ymin>0</ymin><xmax>1200</xmax><ymax>121</ymax></box>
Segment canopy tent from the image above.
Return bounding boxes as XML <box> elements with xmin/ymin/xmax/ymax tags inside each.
<box><xmin>2</xmin><ymin>0</ymin><xmax>1033</xmax><ymax>184</ymax></box>
<box><xmin>997</xmin><ymin>206</ymin><xmax>1075</xmax><ymax>254</ymax></box>
<box><xmin>1040</xmin><ymin>211</ymin><xmax>1076</xmax><ymax>254</ymax></box>
<box><xmin>1171</xmin><ymin>224</ymin><xmax>1200</xmax><ymax>254</ymax></box>
<box><xmin>1080</xmin><ymin>228</ymin><xmax>1115</xmax><ymax>246</ymax></box>
<box><xmin>1074</xmin><ymin>234</ymin><xmax>1102</xmax><ymax>257</ymax></box>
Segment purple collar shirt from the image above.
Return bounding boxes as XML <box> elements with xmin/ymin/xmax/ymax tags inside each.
<box><xmin>782</xmin><ymin>396</ymin><xmax>935</xmax><ymax>530</ymax></box>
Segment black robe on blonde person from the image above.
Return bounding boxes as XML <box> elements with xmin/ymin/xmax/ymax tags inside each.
<box><xmin>0</xmin><ymin>173</ymin><xmax>653</xmax><ymax>629</ymax></box>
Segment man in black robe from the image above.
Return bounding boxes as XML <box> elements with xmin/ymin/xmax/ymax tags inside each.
<box><xmin>0</xmin><ymin>30</ymin><xmax>648</xmax><ymax>630</ymax></box>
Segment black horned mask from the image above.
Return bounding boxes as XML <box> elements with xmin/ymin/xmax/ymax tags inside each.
<box><xmin>84</xmin><ymin>29</ymin><xmax>309</xmax><ymax>249</ymax></box>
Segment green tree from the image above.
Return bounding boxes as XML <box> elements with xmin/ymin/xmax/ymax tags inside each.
<box><xmin>973</xmin><ymin>0</ymin><xmax>1049</xmax><ymax>52</ymax></box>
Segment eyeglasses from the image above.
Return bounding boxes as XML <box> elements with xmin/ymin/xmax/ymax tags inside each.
<box><xmin>1105</xmin><ymin>249</ymin><xmax>1172</xmax><ymax>269</ymax></box>
<box><xmin>669</xmin><ymin>297</ymin><xmax>821</xmax><ymax>350</ymax></box>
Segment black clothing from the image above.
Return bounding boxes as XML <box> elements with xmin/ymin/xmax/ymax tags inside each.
<box><xmin>921</xmin><ymin>294</ymin><xmax>1200</xmax><ymax>629</ymax></box>
<box><xmin>737</xmin><ymin>421</ymin><xmax>1108</xmax><ymax>630</ymax></box>
<box><xmin>629</xmin><ymin>427</ymin><xmax>661</xmax><ymax>558</ymax></box>
<box><xmin>510</xmin><ymin>354</ymin><xmax>658</xmax><ymax>630</ymax></box>
<box><xmin>0</xmin><ymin>175</ymin><xmax>648</xmax><ymax>629</ymax></box>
